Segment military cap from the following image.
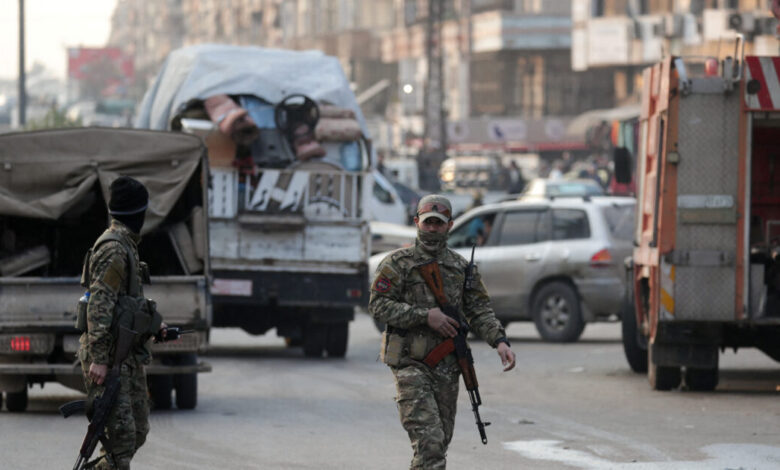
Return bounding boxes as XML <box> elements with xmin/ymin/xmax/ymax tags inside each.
<box><xmin>417</xmin><ymin>194</ymin><xmax>452</xmax><ymax>223</ymax></box>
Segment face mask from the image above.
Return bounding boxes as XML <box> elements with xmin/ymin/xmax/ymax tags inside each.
<box><xmin>114</xmin><ymin>212</ymin><xmax>146</xmax><ymax>235</ymax></box>
<box><xmin>417</xmin><ymin>227</ymin><xmax>448</xmax><ymax>253</ymax></box>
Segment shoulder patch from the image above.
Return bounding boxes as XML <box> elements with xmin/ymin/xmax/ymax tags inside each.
<box><xmin>373</xmin><ymin>276</ymin><xmax>392</xmax><ymax>293</ymax></box>
<box><xmin>99</xmin><ymin>254</ymin><xmax>126</xmax><ymax>292</ymax></box>
<box><xmin>101</xmin><ymin>266</ymin><xmax>122</xmax><ymax>292</ymax></box>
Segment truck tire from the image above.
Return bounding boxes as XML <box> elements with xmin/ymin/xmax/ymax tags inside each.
<box><xmin>148</xmin><ymin>374</ymin><xmax>173</xmax><ymax>410</ymax></box>
<box><xmin>174</xmin><ymin>354</ymin><xmax>198</xmax><ymax>410</ymax></box>
<box><xmin>621</xmin><ymin>297</ymin><xmax>648</xmax><ymax>373</ymax></box>
<box><xmin>684</xmin><ymin>353</ymin><xmax>719</xmax><ymax>392</ymax></box>
<box><xmin>532</xmin><ymin>282</ymin><xmax>585</xmax><ymax>343</ymax></box>
<box><xmin>648</xmin><ymin>345</ymin><xmax>681</xmax><ymax>391</ymax></box>
<box><xmin>326</xmin><ymin>322</ymin><xmax>349</xmax><ymax>358</ymax></box>
<box><xmin>303</xmin><ymin>324</ymin><xmax>327</xmax><ymax>358</ymax></box>
<box><xmin>6</xmin><ymin>388</ymin><xmax>28</xmax><ymax>412</ymax></box>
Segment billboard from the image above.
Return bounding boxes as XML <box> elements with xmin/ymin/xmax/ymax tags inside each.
<box><xmin>67</xmin><ymin>47</ymin><xmax>134</xmax><ymax>97</ymax></box>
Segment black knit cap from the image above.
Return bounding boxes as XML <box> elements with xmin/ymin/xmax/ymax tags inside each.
<box><xmin>108</xmin><ymin>176</ymin><xmax>149</xmax><ymax>215</ymax></box>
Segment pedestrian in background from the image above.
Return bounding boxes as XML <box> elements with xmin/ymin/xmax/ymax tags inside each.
<box><xmin>369</xmin><ymin>194</ymin><xmax>515</xmax><ymax>469</ymax></box>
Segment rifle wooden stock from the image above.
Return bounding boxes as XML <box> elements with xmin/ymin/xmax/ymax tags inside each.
<box><xmin>423</xmin><ymin>338</ymin><xmax>455</xmax><ymax>368</ymax></box>
<box><xmin>458</xmin><ymin>357</ymin><xmax>479</xmax><ymax>390</ymax></box>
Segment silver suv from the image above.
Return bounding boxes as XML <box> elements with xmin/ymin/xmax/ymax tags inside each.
<box><xmin>448</xmin><ymin>196</ymin><xmax>635</xmax><ymax>342</ymax></box>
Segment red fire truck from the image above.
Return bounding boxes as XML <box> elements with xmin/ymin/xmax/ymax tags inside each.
<box><xmin>621</xmin><ymin>47</ymin><xmax>780</xmax><ymax>391</ymax></box>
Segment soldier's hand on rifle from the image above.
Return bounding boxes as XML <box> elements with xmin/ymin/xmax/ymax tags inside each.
<box><xmin>427</xmin><ymin>307</ymin><xmax>460</xmax><ymax>338</ymax></box>
<box><xmin>88</xmin><ymin>363</ymin><xmax>108</xmax><ymax>385</ymax></box>
<box><xmin>497</xmin><ymin>343</ymin><xmax>516</xmax><ymax>372</ymax></box>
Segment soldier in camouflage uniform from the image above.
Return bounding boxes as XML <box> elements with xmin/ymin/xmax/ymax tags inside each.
<box><xmin>369</xmin><ymin>194</ymin><xmax>516</xmax><ymax>469</ymax></box>
<box><xmin>78</xmin><ymin>176</ymin><xmax>167</xmax><ymax>470</ymax></box>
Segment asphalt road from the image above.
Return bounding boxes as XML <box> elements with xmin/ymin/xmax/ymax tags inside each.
<box><xmin>3</xmin><ymin>313</ymin><xmax>780</xmax><ymax>469</ymax></box>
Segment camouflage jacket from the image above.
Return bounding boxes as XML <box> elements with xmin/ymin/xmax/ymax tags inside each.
<box><xmin>368</xmin><ymin>240</ymin><xmax>506</xmax><ymax>349</ymax></box>
<box><xmin>79</xmin><ymin>220</ymin><xmax>145</xmax><ymax>365</ymax></box>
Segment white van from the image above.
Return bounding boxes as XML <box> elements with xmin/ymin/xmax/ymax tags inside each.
<box><xmin>367</xmin><ymin>170</ymin><xmax>408</xmax><ymax>225</ymax></box>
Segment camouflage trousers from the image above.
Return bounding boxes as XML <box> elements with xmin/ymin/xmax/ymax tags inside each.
<box><xmin>81</xmin><ymin>358</ymin><xmax>150</xmax><ymax>470</ymax></box>
<box><xmin>392</xmin><ymin>359</ymin><xmax>460</xmax><ymax>470</ymax></box>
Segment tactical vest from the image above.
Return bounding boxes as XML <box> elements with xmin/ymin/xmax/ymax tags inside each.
<box><xmin>76</xmin><ymin>231</ymin><xmax>162</xmax><ymax>345</ymax></box>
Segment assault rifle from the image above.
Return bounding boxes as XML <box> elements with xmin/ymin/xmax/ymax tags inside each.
<box><xmin>154</xmin><ymin>326</ymin><xmax>194</xmax><ymax>343</ymax></box>
<box><xmin>417</xmin><ymin>246</ymin><xmax>490</xmax><ymax>445</ymax></box>
<box><xmin>60</xmin><ymin>325</ymin><xmax>136</xmax><ymax>470</ymax></box>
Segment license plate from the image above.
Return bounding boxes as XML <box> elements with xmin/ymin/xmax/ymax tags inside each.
<box><xmin>211</xmin><ymin>279</ymin><xmax>252</xmax><ymax>296</ymax></box>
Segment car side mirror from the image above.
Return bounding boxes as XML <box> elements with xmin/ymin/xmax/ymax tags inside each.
<box><xmin>613</xmin><ymin>147</ymin><xmax>632</xmax><ymax>184</ymax></box>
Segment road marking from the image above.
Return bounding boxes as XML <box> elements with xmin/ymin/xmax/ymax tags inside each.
<box><xmin>504</xmin><ymin>440</ymin><xmax>780</xmax><ymax>469</ymax></box>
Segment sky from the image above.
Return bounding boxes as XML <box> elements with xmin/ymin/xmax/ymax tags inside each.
<box><xmin>0</xmin><ymin>0</ymin><xmax>118</xmax><ymax>80</ymax></box>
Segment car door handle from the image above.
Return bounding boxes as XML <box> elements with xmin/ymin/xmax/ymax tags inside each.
<box><xmin>525</xmin><ymin>253</ymin><xmax>542</xmax><ymax>261</ymax></box>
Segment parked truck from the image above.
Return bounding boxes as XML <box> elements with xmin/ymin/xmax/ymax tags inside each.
<box><xmin>621</xmin><ymin>49</ymin><xmax>780</xmax><ymax>391</ymax></box>
<box><xmin>0</xmin><ymin>128</ymin><xmax>211</xmax><ymax>411</ymax></box>
<box><xmin>136</xmin><ymin>45</ymin><xmax>371</xmax><ymax>357</ymax></box>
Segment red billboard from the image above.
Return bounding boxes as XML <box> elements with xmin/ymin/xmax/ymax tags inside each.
<box><xmin>67</xmin><ymin>47</ymin><xmax>135</xmax><ymax>97</ymax></box>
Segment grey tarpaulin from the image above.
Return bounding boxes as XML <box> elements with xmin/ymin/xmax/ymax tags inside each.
<box><xmin>0</xmin><ymin>127</ymin><xmax>204</xmax><ymax>234</ymax></box>
<box><xmin>134</xmin><ymin>44</ymin><xmax>369</xmax><ymax>137</ymax></box>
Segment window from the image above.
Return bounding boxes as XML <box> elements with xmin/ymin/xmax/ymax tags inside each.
<box><xmin>552</xmin><ymin>209</ymin><xmax>590</xmax><ymax>240</ymax></box>
<box><xmin>373</xmin><ymin>182</ymin><xmax>394</xmax><ymax>204</ymax></box>
<box><xmin>602</xmin><ymin>204</ymin><xmax>635</xmax><ymax>241</ymax></box>
<box><xmin>449</xmin><ymin>212</ymin><xmax>497</xmax><ymax>248</ymax></box>
<box><xmin>498</xmin><ymin>210</ymin><xmax>550</xmax><ymax>245</ymax></box>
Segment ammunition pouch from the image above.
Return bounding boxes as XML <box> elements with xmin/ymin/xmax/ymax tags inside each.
<box><xmin>112</xmin><ymin>296</ymin><xmax>163</xmax><ymax>343</ymax></box>
<box><xmin>380</xmin><ymin>332</ymin><xmax>404</xmax><ymax>366</ymax></box>
<box><xmin>380</xmin><ymin>329</ymin><xmax>443</xmax><ymax>365</ymax></box>
<box><xmin>408</xmin><ymin>333</ymin><xmax>431</xmax><ymax>361</ymax></box>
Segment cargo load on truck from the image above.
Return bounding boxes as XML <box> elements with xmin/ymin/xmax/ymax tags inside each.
<box><xmin>0</xmin><ymin>128</ymin><xmax>211</xmax><ymax>411</ymax></box>
<box><xmin>621</xmin><ymin>48</ymin><xmax>780</xmax><ymax>391</ymax></box>
<box><xmin>136</xmin><ymin>45</ymin><xmax>372</xmax><ymax>357</ymax></box>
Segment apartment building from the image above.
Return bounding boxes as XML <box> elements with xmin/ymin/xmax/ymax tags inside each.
<box><xmin>572</xmin><ymin>0</ymin><xmax>780</xmax><ymax>104</ymax></box>
<box><xmin>108</xmin><ymin>0</ymin><xmax>186</xmax><ymax>98</ymax></box>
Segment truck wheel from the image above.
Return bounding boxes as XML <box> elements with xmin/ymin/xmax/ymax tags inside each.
<box><xmin>326</xmin><ymin>322</ymin><xmax>349</xmax><ymax>358</ymax></box>
<box><xmin>303</xmin><ymin>324</ymin><xmax>327</xmax><ymax>358</ymax></box>
<box><xmin>174</xmin><ymin>354</ymin><xmax>198</xmax><ymax>410</ymax></box>
<box><xmin>5</xmin><ymin>388</ymin><xmax>28</xmax><ymax>412</ymax></box>
<box><xmin>148</xmin><ymin>374</ymin><xmax>173</xmax><ymax>410</ymax></box>
<box><xmin>684</xmin><ymin>354</ymin><xmax>719</xmax><ymax>392</ymax></box>
<box><xmin>621</xmin><ymin>297</ymin><xmax>647</xmax><ymax>373</ymax></box>
<box><xmin>532</xmin><ymin>282</ymin><xmax>585</xmax><ymax>342</ymax></box>
<box><xmin>648</xmin><ymin>345</ymin><xmax>681</xmax><ymax>391</ymax></box>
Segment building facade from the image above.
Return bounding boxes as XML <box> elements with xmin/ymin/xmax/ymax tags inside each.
<box><xmin>572</xmin><ymin>0</ymin><xmax>780</xmax><ymax>105</ymax></box>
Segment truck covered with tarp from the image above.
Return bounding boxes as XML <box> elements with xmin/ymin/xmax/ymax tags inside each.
<box><xmin>136</xmin><ymin>45</ymin><xmax>372</xmax><ymax>357</ymax></box>
<box><xmin>0</xmin><ymin>127</ymin><xmax>211</xmax><ymax>411</ymax></box>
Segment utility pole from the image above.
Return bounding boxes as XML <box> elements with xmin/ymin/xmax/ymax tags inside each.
<box><xmin>420</xmin><ymin>0</ymin><xmax>447</xmax><ymax>191</ymax></box>
<box><xmin>459</xmin><ymin>0</ymin><xmax>471</xmax><ymax>121</ymax></box>
<box><xmin>18</xmin><ymin>0</ymin><xmax>26</xmax><ymax>127</ymax></box>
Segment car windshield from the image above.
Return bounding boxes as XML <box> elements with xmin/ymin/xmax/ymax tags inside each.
<box><xmin>547</xmin><ymin>181</ymin><xmax>604</xmax><ymax>197</ymax></box>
